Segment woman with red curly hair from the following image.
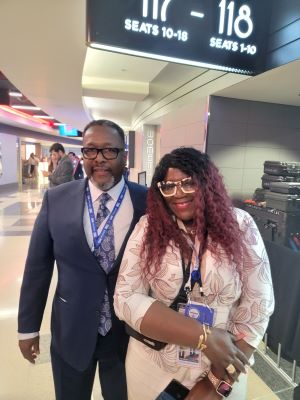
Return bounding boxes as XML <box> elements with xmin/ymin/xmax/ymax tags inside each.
<box><xmin>114</xmin><ymin>147</ymin><xmax>274</xmax><ymax>400</ymax></box>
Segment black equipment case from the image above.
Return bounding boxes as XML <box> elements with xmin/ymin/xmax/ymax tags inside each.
<box><xmin>253</xmin><ymin>188</ymin><xmax>268</xmax><ymax>202</ymax></box>
<box><xmin>264</xmin><ymin>161</ymin><xmax>300</xmax><ymax>176</ymax></box>
<box><xmin>265</xmin><ymin>192</ymin><xmax>300</xmax><ymax>212</ymax></box>
<box><xmin>261</xmin><ymin>174</ymin><xmax>295</xmax><ymax>189</ymax></box>
<box><xmin>244</xmin><ymin>204</ymin><xmax>300</xmax><ymax>246</ymax></box>
<box><xmin>269</xmin><ymin>182</ymin><xmax>300</xmax><ymax>195</ymax></box>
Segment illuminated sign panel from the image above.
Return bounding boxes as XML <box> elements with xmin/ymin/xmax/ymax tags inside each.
<box><xmin>87</xmin><ymin>0</ymin><xmax>271</xmax><ymax>75</ymax></box>
<box><xmin>59</xmin><ymin>125</ymin><xmax>82</xmax><ymax>137</ymax></box>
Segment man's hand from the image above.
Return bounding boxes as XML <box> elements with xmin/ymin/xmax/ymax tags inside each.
<box><xmin>19</xmin><ymin>336</ymin><xmax>40</xmax><ymax>364</ymax></box>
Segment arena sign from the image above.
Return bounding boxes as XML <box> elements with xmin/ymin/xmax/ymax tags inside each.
<box><xmin>87</xmin><ymin>0</ymin><xmax>271</xmax><ymax>75</ymax></box>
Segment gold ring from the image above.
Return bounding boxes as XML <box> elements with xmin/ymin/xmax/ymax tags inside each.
<box><xmin>226</xmin><ymin>363</ymin><xmax>236</xmax><ymax>375</ymax></box>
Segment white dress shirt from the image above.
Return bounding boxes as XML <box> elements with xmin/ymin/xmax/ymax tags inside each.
<box><xmin>84</xmin><ymin>177</ymin><xmax>133</xmax><ymax>256</ymax></box>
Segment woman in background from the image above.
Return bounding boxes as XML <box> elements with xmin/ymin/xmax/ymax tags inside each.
<box><xmin>114</xmin><ymin>147</ymin><xmax>274</xmax><ymax>400</ymax></box>
<box><xmin>47</xmin><ymin>152</ymin><xmax>58</xmax><ymax>174</ymax></box>
<box><xmin>27</xmin><ymin>153</ymin><xmax>39</xmax><ymax>178</ymax></box>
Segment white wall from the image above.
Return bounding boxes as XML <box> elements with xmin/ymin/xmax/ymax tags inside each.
<box><xmin>128</xmin><ymin>128</ymin><xmax>144</xmax><ymax>184</ymax></box>
<box><xmin>0</xmin><ymin>132</ymin><xmax>18</xmax><ymax>186</ymax></box>
<box><xmin>160</xmin><ymin>97</ymin><xmax>209</xmax><ymax>156</ymax></box>
<box><xmin>130</xmin><ymin>97</ymin><xmax>209</xmax><ymax>184</ymax></box>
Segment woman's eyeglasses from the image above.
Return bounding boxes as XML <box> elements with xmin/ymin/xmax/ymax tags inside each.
<box><xmin>81</xmin><ymin>147</ymin><xmax>123</xmax><ymax>160</ymax></box>
<box><xmin>157</xmin><ymin>177</ymin><xmax>196</xmax><ymax>197</ymax></box>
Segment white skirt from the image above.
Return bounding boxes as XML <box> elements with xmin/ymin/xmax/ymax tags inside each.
<box><xmin>125</xmin><ymin>338</ymin><xmax>247</xmax><ymax>400</ymax></box>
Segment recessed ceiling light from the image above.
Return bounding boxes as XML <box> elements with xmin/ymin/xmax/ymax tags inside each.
<box><xmin>9</xmin><ymin>91</ymin><xmax>22</xmax><ymax>97</ymax></box>
<box><xmin>12</xmin><ymin>105</ymin><xmax>41</xmax><ymax>110</ymax></box>
<box><xmin>33</xmin><ymin>115</ymin><xmax>54</xmax><ymax>119</ymax></box>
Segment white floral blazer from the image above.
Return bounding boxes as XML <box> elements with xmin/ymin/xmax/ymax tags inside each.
<box><xmin>114</xmin><ymin>208</ymin><xmax>275</xmax><ymax>375</ymax></box>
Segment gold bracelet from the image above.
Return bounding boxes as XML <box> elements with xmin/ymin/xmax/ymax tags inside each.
<box><xmin>196</xmin><ymin>324</ymin><xmax>211</xmax><ymax>351</ymax></box>
<box><xmin>203</xmin><ymin>325</ymin><xmax>207</xmax><ymax>343</ymax></box>
<box><xmin>203</xmin><ymin>324</ymin><xmax>211</xmax><ymax>337</ymax></box>
<box><xmin>196</xmin><ymin>334</ymin><xmax>205</xmax><ymax>350</ymax></box>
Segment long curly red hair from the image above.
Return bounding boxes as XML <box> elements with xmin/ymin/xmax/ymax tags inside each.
<box><xmin>140</xmin><ymin>147</ymin><xmax>246</xmax><ymax>276</ymax></box>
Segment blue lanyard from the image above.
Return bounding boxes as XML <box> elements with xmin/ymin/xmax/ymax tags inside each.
<box><xmin>191</xmin><ymin>267</ymin><xmax>203</xmax><ymax>295</ymax></box>
<box><xmin>85</xmin><ymin>184</ymin><xmax>127</xmax><ymax>251</ymax></box>
<box><xmin>185</xmin><ymin>236</ymin><xmax>205</xmax><ymax>296</ymax></box>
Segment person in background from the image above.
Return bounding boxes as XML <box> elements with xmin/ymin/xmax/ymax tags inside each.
<box><xmin>68</xmin><ymin>151</ymin><xmax>84</xmax><ymax>180</ymax></box>
<box><xmin>18</xmin><ymin>120</ymin><xmax>147</xmax><ymax>400</ymax></box>
<box><xmin>27</xmin><ymin>153</ymin><xmax>39</xmax><ymax>178</ymax></box>
<box><xmin>48</xmin><ymin>151</ymin><xmax>58</xmax><ymax>174</ymax></box>
<box><xmin>114</xmin><ymin>147</ymin><xmax>274</xmax><ymax>400</ymax></box>
<box><xmin>42</xmin><ymin>143</ymin><xmax>73</xmax><ymax>187</ymax></box>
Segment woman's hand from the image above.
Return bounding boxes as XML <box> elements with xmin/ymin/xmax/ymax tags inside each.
<box><xmin>203</xmin><ymin>327</ymin><xmax>249</xmax><ymax>380</ymax></box>
<box><xmin>185</xmin><ymin>377</ymin><xmax>221</xmax><ymax>400</ymax></box>
<box><xmin>137</xmin><ymin>301</ymin><xmax>249</xmax><ymax>382</ymax></box>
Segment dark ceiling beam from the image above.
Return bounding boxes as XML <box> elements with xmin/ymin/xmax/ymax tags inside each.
<box><xmin>0</xmin><ymin>89</ymin><xmax>10</xmax><ymax>106</ymax></box>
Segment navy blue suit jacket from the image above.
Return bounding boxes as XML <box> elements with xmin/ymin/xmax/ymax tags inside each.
<box><xmin>18</xmin><ymin>178</ymin><xmax>147</xmax><ymax>371</ymax></box>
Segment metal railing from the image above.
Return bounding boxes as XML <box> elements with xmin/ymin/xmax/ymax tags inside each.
<box><xmin>256</xmin><ymin>333</ymin><xmax>298</xmax><ymax>388</ymax></box>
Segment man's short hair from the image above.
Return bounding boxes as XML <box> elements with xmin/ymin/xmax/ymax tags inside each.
<box><xmin>50</xmin><ymin>143</ymin><xmax>65</xmax><ymax>153</ymax></box>
<box><xmin>83</xmin><ymin>119</ymin><xmax>125</xmax><ymax>145</ymax></box>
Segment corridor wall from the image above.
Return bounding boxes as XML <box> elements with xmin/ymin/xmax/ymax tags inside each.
<box><xmin>207</xmin><ymin>96</ymin><xmax>300</xmax><ymax>202</ymax></box>
<box><xmin>0</xmin><ymin>132</ymin><xmax>18</xmax><ymax>192</ymax></box>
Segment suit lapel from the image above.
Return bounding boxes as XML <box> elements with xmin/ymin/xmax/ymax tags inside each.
<box><xmin>68</xmin><ymin>178</ymin><xmax>103</xmax><ymax>268</ymax></box>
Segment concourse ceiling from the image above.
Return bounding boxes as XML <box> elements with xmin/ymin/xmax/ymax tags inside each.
<box><xmin>0</xmin><ymin>0</ymin><xmax>299</xmax><ymax>135</ymax></box>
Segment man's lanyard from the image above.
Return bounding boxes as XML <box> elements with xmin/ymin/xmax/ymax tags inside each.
<box><xmin>85</xmin><ymin>184</ymin><xmax>127</xmax><ymax>251</ymax></box>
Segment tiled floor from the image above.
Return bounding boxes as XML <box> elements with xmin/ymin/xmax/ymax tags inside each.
<box><xmin>0</xmin><ymin>184</ymin><xmax>295</xmax><ymax>399</ymax></box>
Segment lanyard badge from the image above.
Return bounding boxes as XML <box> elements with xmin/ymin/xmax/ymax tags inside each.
<box><xmin>184</xmin><ymin>255</ymin><xmax>214</xmax><ymax>327</ymax></box>
<box><xmin>184</xmin><ymin>303</ymin><xmax>214</xmax><ymax>327</ymax></box>
<box><xmin>85</xmin><ymin>184</ymin><xmax>126</xmax><ymax>251</ymax></box>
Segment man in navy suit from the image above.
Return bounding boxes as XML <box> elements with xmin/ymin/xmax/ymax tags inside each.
<box><xmin>18</xmin><ymin>120</ymin><xmax>147</xmax><ymax>400</ymax></box>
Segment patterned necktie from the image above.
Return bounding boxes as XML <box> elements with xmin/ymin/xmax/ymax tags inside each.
<box><xmin>94</xmin><ymin>192</ymin><xmax>115</xmax><ymax>335</ymax></box>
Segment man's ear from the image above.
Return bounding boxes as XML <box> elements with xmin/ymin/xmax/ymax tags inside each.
<box><xmin>123</xmin><ymin>151</ymin><xmax>128</xmax><ymax>165</ymax></box>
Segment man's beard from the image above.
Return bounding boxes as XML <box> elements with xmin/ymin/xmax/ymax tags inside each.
<box><xmin>92</xmin><ymin>176</ymin><xmax>115</xmax><ymax>191</ymax></box>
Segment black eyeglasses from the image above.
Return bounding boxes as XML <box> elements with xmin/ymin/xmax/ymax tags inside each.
<box><xmin>81</xmin><ymin>147</ymin><xmax>124</xmax><ymax>160</ymax></box>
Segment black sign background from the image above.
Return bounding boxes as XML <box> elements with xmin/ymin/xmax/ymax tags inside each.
<box><xmin>87</xmin><ymin>0</ymin><xmax>271</xmax><ymax>75</ymax></box>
